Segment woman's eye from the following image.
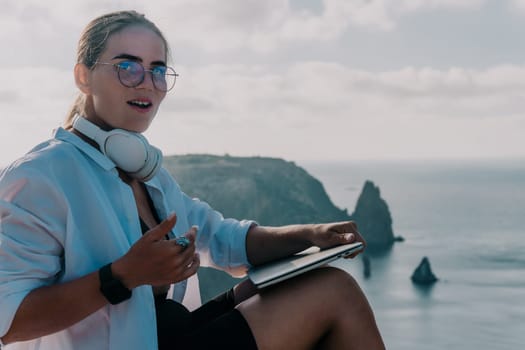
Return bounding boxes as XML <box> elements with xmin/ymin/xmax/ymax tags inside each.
<box><xmin>152</xmin><ymin>66</ymin><xmax>167</xmax><ymax>76</ymax></box>
<box><xmin>117</xmin><ymin>61</ymin><xmax>134</xmax><ymax>71</ymax></box>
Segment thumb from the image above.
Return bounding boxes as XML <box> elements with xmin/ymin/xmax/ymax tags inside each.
<box><xmin>143</xmin><ymin>213</ymin><xmax>177</xmax><ymax>242</ymax></box>
<box><xmin>184</xmin><ymin>225</ymin><xmax>199</xmax><ymax>241</ymax></box>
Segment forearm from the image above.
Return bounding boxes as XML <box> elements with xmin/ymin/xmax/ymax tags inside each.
<box><xmin>246</xmin><ymin>224</ymin><xmax>315</xmax><ymax>266</ymax></box>
<box><xmin>245</xmin><ymin>221</ymin><xmax>365</xmax><ymax>266</ymax></box>
<box><xmin>1</xmin><ymin>270</ymin><xmax>107</xmax><ymax>345</ymax></box>
<box><xmin>1</xmin><ymin>215</ymin><xmax>197</xmax><ymax>345</ymax></box>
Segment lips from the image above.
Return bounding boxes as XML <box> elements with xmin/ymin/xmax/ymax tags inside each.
<box><xmin>127</xmin><ymin>98</ymin><xmax>153</xmax><ymax>110</ymax></box>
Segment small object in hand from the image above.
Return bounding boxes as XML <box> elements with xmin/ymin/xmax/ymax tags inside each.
<box><xmin>175</xmin><ymin>236</ymin><xmax>190</xmax><ymax>250</ymax></box>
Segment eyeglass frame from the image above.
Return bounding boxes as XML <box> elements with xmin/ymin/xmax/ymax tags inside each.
<box><xmin>93</xmin><ymin>60</ymin><xmax>179</xmax><ymax>92</ymax></box>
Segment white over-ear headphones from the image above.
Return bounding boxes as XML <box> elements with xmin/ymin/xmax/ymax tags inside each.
<box><xmin>72</xmin><ymin>115</ymin><xmax>162</xmax><ymax>182</ymax></box>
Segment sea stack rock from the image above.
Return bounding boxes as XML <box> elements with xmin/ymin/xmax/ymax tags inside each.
<box><xmin>411</xmin><ymin>257</ymin><xmax>438</xmax><ymax>285</ymax></box>
<box><xmin>350</xmin><ymin>181</ymin><xmax>395</xmax><ymax>248</ymax></box>
<box><xmin>362</xmin><ymin>255</ymin><xmax>371</xmax><ymax>279</ymax></box>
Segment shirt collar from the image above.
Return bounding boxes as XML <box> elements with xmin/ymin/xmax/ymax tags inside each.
<box><xmin>53</xmin><ymin>127</ymin><xmax>164</xmax><ymax>186</ymax></box>
<box><xmin>53</xmin><ymin>127</ymin><xmax>117</xmax><ymax>172</ymax></box>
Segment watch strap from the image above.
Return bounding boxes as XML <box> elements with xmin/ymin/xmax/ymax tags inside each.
<box><xmin>99</xmin><ymin>263</ymin><xmax>132</xmax><ymax>305</ymax></box>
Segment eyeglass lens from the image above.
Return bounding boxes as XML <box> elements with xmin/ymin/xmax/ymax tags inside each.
<box><xmin>116</xmin><ymin>61</ymin><xmax>177</xmax><ymax>92</ymax></box>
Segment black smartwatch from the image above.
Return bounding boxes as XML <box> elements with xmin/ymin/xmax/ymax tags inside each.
<box><xmin>99</xmin><ymin>263</ymin><xmax>132</xmax><ymax>305</ymax></box>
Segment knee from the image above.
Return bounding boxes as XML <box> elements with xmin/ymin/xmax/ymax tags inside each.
<box><xmin>316</xmin><ymin>267</ymin><xmax>368</xmax><ymax>307</ymax></box>
<box><xmin>318</xmin><ymin>266</ymin><xmax>359</xmax><ymax>291</ymax></box>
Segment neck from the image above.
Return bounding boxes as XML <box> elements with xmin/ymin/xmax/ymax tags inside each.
<box><xmin>118</xmin><ymin>168</ymin><xmax>135</xmax><ymax>184</ymax></box>
<box><xmin>70</xmin><ymin>128</ymin><xmax>101</xmax><ymax>152</ymax></box>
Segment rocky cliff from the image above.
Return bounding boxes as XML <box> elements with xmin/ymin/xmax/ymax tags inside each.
<box><xmin>164</xmin><ymin>154</ymin><xmax>350</xmax><ymax>226</ymax></box>
<box><xmin>164</xmin><ymin>154</ymin><xmax>398</xmax><ymax>248</ymax></box>
<box><xmin>350</xmin><ymin>180</ymin><xmax>396</xmax><ymax>248</ymax></box>
<box><xmin>163</xmin><ymin>154</ymin><xmax>397</xmax><ymax>301</ymax></box>
<box><xmin>411</xmin><ymin>257</ymin><xmax>438</xmax><ymax>285</ymax></box>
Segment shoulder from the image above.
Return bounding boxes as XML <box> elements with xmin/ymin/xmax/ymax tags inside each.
<box><xmin>2</xmin><ymin>137</ymin><xmax>82</xmax><ymax>181</ymax></box>
<box><xmin>0</xmin><ymin>145</ymin><xmax>71</xmax><ymax>211</ymax></box>
<box><xmin>0</xmin><ymin>129</ymin><xmax>96</xmax><ymax>202</ymax></box>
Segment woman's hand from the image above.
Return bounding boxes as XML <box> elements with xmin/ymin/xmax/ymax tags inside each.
<box><xmin>308</xmin><ymin>221</ymin><xmax>366</xmax><ymax>258</ymax></box>
<box><xmin>112</xmin><ymin>214</ymin><xmax>200</xmax><ymax>289</ymax></box>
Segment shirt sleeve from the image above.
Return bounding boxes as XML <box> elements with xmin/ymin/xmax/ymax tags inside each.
<box><xmin>180</xmin><ymin>191</ymin><xmax>256</xmax><ymax>275</ymax></box>
<box><xmin>0</xmin><ymin>168</ymin><xmax>66</xmax><ymax>337</ymax></box>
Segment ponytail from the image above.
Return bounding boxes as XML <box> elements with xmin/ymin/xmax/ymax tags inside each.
<box><xmin>64</xmin><ymin>94</ymin><xmax>86</xmax><ymax>130</ymax></box>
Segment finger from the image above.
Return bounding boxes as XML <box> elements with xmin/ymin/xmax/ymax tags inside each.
<box><xmin>168</xmin><ymin>252</ymin><xmax>199</xmax><ymax>282</ymax></box>
<box><xmin>341</xmin><ymin>233</ymin><xmax>356</xmax><ymax>244</ymax></box>
<box><xmin>346</xmin><ymin>238</ymin><xmax>366</xmax><ymax>259</ymax></box>
<box><xmin>143</xmin><ymin>213</ymin><xmax>177</xmax><ymax>242</ymax></box>
<box><xmin>182</xmin><ymin>253</ymin><xmax>200</xmax><ymax>279</ymax></box>
<box><xmin>353</xmin><ymin>231</ymin><xmax>367</xmax><ymax>248</ymax></box>
<box><xmin>343</xmin><ymin>221</ymin><xmax>358</xmax><ymax>233</ymax></box>
<box><xmin>172</xmin><ymin>225</ymin><xmax>198</xmax><ymax>250</ymax></box>
<box><xmin>184</xmin><ymin>225</ymin><xmax>198</xmax><ymax>242</ymax></box>
<box><xmin>185</xmin><ymin>252</ymin><xmax>200</xmax><ymax>269</ymax></box>
<box><xmin>163</xmin><ymin>248</ymin><xmax>196</xmax><ymax>281</ymax></box>
<box><xmin>174</xmin><ymin>236</ymin><xmax>190</xmax><ymax>250</ymax></box>
<box><xmin>345</xmin><ymin>246</ymin><xmax>365</xmax><ymax>259</ymax></box>
<box><xmin>171</xmin><ymin>238</ymin><xmax>197</xmax><ymax>262</ymax></box>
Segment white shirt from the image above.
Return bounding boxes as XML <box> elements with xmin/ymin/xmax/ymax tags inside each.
<box><xmin>0</xmin><ymin>128</ymin><xmax>253</xmax><ymax>350</ymax></box>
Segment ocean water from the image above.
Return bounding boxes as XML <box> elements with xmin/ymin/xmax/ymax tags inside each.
<box><xmin>300</xmin><ymin>159</ymin><xmax>525</xmax><ymax>350</ymax></box>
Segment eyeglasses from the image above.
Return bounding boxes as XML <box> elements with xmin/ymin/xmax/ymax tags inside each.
<box><xmin>95</xmin><ymin>61</ymin><xmax>178</xmax><ymax>92</ymax></box>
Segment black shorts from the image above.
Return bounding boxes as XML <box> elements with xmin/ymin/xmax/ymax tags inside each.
<box><xmin>155</xmin><ymin>289</ymin><xmax>258</xmax><ymax>350</ymax></box>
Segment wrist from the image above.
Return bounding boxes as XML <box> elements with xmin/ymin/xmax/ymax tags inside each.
<box><xmin>110</xmin><ymin>258</ymin><xmax>136</xmax><ymax>289</ymax></box>
<box><xmin>304</xmin><ymin>224</ymin><xmax>318</xmax><ymax>245</ymax></box>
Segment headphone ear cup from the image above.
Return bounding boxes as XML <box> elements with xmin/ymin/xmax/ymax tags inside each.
<box><xmin>129</xmin><ymin>144</ymin><xmax>163</xmax><ymax>182</ymax></box>
<box><xmin>104</xmin><ymin>132</ymin><xmax>150</xmax><ymax>173</ymax></box>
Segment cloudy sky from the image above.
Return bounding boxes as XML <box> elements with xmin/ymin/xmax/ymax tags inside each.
<box><xmin>1</xmin><ymin>0</ymin><xmax>525</xmax><ymax>166</ymax></box>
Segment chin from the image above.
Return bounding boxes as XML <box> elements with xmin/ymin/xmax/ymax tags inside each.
<box><xmin>125</xmin><ymin>119</ymin><xmax>154</xmax><ymax>134</ymax></box>
<box><xmin>129</xmin><ymin>125</ymin><xmax>150</xmax><ymax>134</ymax></box>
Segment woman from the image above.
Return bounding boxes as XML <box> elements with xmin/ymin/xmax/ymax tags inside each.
<box><xmin>0</xmin><ymin>10</ymin><xmax>385</xmax><ymax>350</ymax></box>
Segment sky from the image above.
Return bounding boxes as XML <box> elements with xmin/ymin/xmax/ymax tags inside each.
<box><xmin>1</xmin><ymin>0</ymin><xmax>525</xmax><ymax>166</ymax></box>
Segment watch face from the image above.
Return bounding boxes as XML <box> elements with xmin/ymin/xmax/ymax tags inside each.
<box><xmin>102</xmin><ymin>279</ymin><xmax>132</xmax><ymax>304</ymax></box>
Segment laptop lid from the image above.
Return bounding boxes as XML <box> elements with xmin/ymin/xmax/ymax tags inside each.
<box><xmin>248</xmin><ymin>242</ymin><xmax>363</xmax><ymax>289</ymax></box>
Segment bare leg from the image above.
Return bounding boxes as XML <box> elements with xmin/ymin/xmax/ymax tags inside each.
<box><xmin>236</xmin><ymin>266</ymin><xmax>385</xmax><ymax>350</ymax></box>
<box><xmin>233</xmin><ymin>278</ymin><xmax>259</xmax><ymax>304</ymax></box>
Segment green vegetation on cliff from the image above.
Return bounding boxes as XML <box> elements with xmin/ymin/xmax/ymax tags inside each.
<box><xmin>164</xmin><ymin>154</ymin><xmax>349</xmax><ymax>226</ymax></box>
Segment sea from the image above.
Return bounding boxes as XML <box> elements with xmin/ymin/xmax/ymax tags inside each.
<box><xmin>299</xmin><ymin>159</ymin><xmax>525</xmax><ymax>350</ymax></box>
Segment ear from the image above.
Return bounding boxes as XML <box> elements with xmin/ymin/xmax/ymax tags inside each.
<box><xmin>74</xmin><ymin>63</ymin><xmax>92</xmax><ymax>95</ymax></box>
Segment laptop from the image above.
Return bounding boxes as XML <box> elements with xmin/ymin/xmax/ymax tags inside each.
<box><xmin>248</xmin><ymin>242</ymin><xmax>363</xmax><ymax>289</ymax></box>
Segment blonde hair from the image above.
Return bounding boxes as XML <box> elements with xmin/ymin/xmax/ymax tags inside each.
<box><xmin>64</xmin><ymin>10</ymin><xmax>170</xmax><ymax>129</ymax></box>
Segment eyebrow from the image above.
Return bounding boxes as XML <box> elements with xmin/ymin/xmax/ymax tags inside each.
<box><xmin>112</xmin><ymin>53</ymin><xmax>166</xmax><ymax>66</ymax></box>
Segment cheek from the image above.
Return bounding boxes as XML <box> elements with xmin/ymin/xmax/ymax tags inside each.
<box><xmin>90</xmin><ymin>93</ymin><xmax>127</xmax><ymax>127</ymax></box>
<box><xmin>149</xmin><ymin>94</ymin><xmax>165</xmax><ymax>117</ymax></box>
<box><xmin>92</xmin><ymin>95</ymin><xmax>121</xmax><ymax>117</ymax></box>
<box><xmin>92</xmin><ymin>85</ymin><xmax>124</xmax><ymax>110</ymax></box>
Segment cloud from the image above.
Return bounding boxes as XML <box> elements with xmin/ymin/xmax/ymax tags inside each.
<box><xmin>0</xmin><ymin>90</ymin><xmax>20</xmax><ymax>104</ymax></box>
<box><xmin>510</xmin><ymin>0</ymin><xmax>525</xmax><ymax>11</ymax></box>
<box><xmin>152</xmin><ymin>64</ymin><xmax>518</xmax><ymax>160</ymax></box>
<box><xmin>1</xmin><ymin>0</ymin><xmax>522</xmax><ymax>164</ymax></box>
<box><xmin>163</xmin><ymin>62</ymin><xmax>525</xmax><ymax>123</ymax></box>
<box><xmin>147</xmin><ymin>0</ymin><xmax>487</xmax><ymax>51</ymax></box>
<box><xmin>0</xmin><ymin>67</ymin><xmax>75</xmax><ymax>122</ymax></box>
<box><xmin>0</xmin><ymin>66</ymin><xmax>76</xmax><ymax>165</ymax></box>
<box><xmin>138</xmin><ymin>61</ymin><xmax>525</xmax><ymax>161</ymax></box>
<box><xmin>2</xmin><ymin>60</ymin><xmax>524</xmax><ymax>164</ymax></box>
<box><xmin>0</xmin><ymin>0</ymin><xmax>491</xmax><ymax>60</ymax></box>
